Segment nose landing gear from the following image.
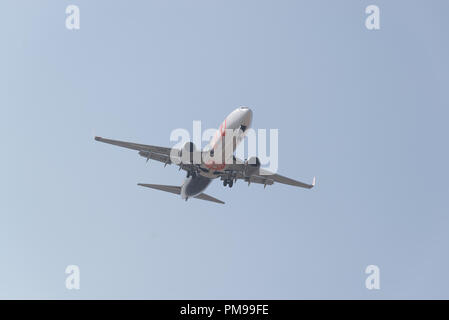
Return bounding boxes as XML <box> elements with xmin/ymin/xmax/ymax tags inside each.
<box><xmin>223</xmin><ymin>179</ymin><xmax>234</xmax><ymax>188</ymax></box>
<box><xmin>186</xmin><ymin>169</ymin><xmax>198</xmax><ymax>178</ymax></box>
<box><xmin>186</xmin><ymin>172</ymin><xmax>196</xmax><ymax>178</ymax></box>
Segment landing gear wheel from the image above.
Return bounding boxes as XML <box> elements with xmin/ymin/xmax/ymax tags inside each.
<box><xmin>229</xmin><ymin>180</ymin><xmax>234</xmax><ymax>188</ymax></box>
<box><xmin>187</xmin><ymin>171</ymin><xmax>197</xmax><ymax>178</ymax></box>
<box><xmin>223</xmin><ymin>180</ymin><xmax>228</xmax><ymax>187</ymax></box>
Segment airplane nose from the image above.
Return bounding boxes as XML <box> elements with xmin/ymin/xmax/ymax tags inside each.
<box><xmin>239</xmin><ymin>106</ymin><xmax>252</xmax><ymax>126</ymax></box>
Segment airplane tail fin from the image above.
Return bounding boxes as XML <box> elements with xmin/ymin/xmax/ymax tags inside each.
<box><xmin>137</xmin><ymin>183</ymin><xmax>225</xmax><ymax>204</ymax></box>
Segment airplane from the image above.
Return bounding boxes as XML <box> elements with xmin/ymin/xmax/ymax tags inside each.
<box><xmin>95</xmin><ymin>107</ymin><xmax>315</xmax><ymax>204</ymax></box>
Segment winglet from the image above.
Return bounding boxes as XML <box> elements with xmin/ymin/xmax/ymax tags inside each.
<box><xmin>311</xmin><ymin>176</ymin><xmax>316</xmax><ymax>188</ymax></box>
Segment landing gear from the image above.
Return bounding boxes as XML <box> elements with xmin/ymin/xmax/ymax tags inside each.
<box><xmin>223</xmin><ymin>179</ymin><xmax>234</xmax><ymax>188</ymax></box>
<box><xmin>186</xmin><ymin>171</ymin><xmax>197</xmax><ymax>178</ymax></box>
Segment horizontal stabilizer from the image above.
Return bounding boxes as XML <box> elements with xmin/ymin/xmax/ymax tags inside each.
<box><xmin>194</xmin><ymin>193</ymin><xmax>225</xmax><ymax>204</ymax></box>
<box><xmin>137</xmin><ymin>183</ymin><xmax>181</xmax><ymax>195</ymax></box>
<box><xmin>138</xmin><ymin>183</ymin><xmax>224</xmax><ymax>204</ymax></box>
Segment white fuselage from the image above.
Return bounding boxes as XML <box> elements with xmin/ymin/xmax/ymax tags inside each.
<box><xmin>180</xmin><ymin>107</ymin><xmax>253</xmax><ymax>199</ymax></box>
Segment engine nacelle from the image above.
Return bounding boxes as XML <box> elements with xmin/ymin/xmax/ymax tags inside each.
<box><xmin>244</xmin><ymin>156</ymin><xmax>261</xmax><ymax>177</ymax></box>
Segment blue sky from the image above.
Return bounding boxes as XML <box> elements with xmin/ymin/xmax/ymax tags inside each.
<box><xmin>1</xmin><ymin>0</ymin><xmax>448</xmax><ymax>299</ymax></box>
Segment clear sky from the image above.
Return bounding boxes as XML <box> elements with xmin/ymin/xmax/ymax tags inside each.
<box><xmin>1</xmin><ymin>0</ymin><xmax>448</xmax><ymax>299</ymax></box>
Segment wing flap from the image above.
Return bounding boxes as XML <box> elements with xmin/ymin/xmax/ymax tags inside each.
<box><xmin>138</xmin><ymin>151</ymin><xmax>172</xmax><ymax>165</ymax></box>
<box><xmin>244</xmin><ymin>175</ymin><xmax>274</xmax><ymax>186</ymax></box>
<box><xmin>222</xmin><ymin>159</ymin><xmax>315</xmax><ymax>189</ymax></box>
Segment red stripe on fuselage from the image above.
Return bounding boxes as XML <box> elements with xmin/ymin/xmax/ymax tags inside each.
<box><xmin>205</xmin><ymin>118</ymin><xmax>227</xmax><ymax>170</ymax></box>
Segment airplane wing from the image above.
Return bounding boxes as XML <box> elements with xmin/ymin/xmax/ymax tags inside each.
<box><xmin>95</xmin><ymin>136</ymin><xmax>172</xmax><ymax>154</ymax></box>
<box><xmin>222</xmin><ymin>160</ymin><xmax>315</xmax><ymax>189</ymax></box>
<box><xmin>258</xmin><ymin>168</ymin><xmax>315</xmax><ymax>189</ymax></box>
<box><xmin>238</xmin><ymin>171</ymin><xmax>315</xmax><ymax>189</ymax></box>
<box><xmin>95</xmin><ymin>136</ymin><xmax>178</xmax><ymax>166</ymax></box>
